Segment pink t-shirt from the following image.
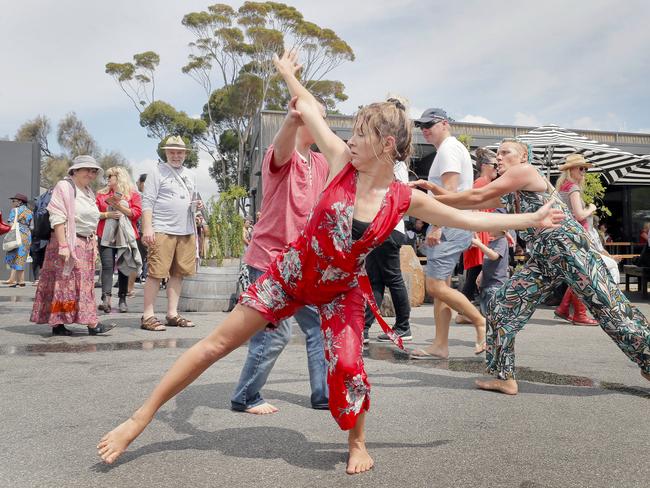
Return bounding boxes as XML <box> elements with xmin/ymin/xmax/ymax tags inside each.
<box><xmin>244</xmin><ymin>145</ymin><xmax>329</xmax><ymax>271</ymax></box>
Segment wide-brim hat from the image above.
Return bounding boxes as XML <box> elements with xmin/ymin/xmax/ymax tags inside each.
<box><xmin>161</xmin><ymin>135</ymin><xmax>188</xmax><ymax>151</ymax></box>
<box><xmin>558</xmin><ymin>154</ymin><xmax>593</xmax><ymax>171</ymax></box>
<box><xmin>67</xmin><ymin>155</ymin><xmax>104</xmax><ymax>176</ymax></box>
<box><xmin>9</xmin><ymin>193</ymin><xmax>28</xmax><ymax>203</ymax></box>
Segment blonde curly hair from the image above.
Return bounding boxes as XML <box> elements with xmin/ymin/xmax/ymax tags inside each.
<box><xmin>98</xmin><ymin>166</ymin><xmax>134</xmax><ymax>197</ymax></box>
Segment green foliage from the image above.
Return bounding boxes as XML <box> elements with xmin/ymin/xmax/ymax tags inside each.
<box><xmin>457</xmin><ymin>134</ymin><xmax>473</xmax><ymax>151</ymax></box>
<box><xmin>582</xmin><ymin>173</ymin><xmax>611</xmax><ymax>217</ymax></box>
<box><xmin>206</xmin><ymin>185</ymin><xmax>248</xmax><ymax>264</ymax></box>
<box><xmin>105</xmin><ymin>51</ymin><xmax>160</xmax><ymax>111</ymax></box>
<box><xmin>180</xmin><ymin>1</ymin><xmax>355</xmax><ymax>188</ymax></box>
<box><xmin>105</xmin><ymin>2</ymin><xmax>355</xmax><ymax>191</ymax></box>
<box><xmin>208</xmin><ymin>129</ymin><xmax>241</xmax><ymax>190</ymax></box>
<box><xmin>15</xmin><ymin>113</ymin><xmax>129</xmax><ymax>189</ymax></box>
<box><xmin>140</xmin><ymin>101</ymin><xmax>207</xmax><ymax>167</ymax></box>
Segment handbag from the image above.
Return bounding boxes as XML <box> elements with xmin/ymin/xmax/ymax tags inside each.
<box><xmin>2</xmin><ymin>210</ymin><xmax>21</xmax><ymax>251</ymax></box>
<box><xmin>0</xmin><ymin>211</ymin><xmax>11</xmax><ymax>236</ymax></box>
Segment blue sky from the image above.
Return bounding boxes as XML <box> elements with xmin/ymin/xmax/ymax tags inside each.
<box><xmin>2</xmin><ymin>0</ymin><xmax>649</xmax><ymax>200</ymax></box>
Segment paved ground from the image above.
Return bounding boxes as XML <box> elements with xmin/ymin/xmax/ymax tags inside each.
<box><xmin>0</xmin><ymin>282</ymin><xmax>648</xmax><ymax>488</ymax></box>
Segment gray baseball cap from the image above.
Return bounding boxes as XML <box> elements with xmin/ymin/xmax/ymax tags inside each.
<box><xmin>414</xmin><ymin>108</ymin><xmax>453</xmax><ymax>126</ymax></box>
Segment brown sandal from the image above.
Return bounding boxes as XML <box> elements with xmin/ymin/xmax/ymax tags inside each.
<box><xmin>166</xmin><ymin>314</ymin><xmax>194</xmax><ymax>327</ymax></box>
<box><xmin>140</xmin><ymin>315</ymin><xmax>166</xmax><ymax>331</ymax></box>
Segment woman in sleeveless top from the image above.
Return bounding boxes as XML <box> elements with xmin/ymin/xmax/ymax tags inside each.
<box><xmin>415</xmin><ymin>139</ymin><xmax>650</xmax><ymax>395</ymax></box>
<box><xmin>97</xmin><ymin>51</ymin><xmax>563</xmax><ymax>473</ymax></box>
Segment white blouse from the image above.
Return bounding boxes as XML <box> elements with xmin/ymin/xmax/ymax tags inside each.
<box><xmin>49</xmin><ymin>185</ymin><xmax>100</xmax><ymax>237</ymax></box>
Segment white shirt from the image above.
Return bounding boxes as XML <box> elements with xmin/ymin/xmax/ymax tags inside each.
<box><xmin>142</xmin><ymin>162</ymin><xmax>197</xmax><ymax>235</ymax></box>
<box><xmin>427</xmin><ymin>136</ymin><xmax>474</xmax><ymax>193</ymax></box>
<box><xmin>50</xmin><ymin>185</ymin><xmax>100</xmax><ymax>236</ymax></box>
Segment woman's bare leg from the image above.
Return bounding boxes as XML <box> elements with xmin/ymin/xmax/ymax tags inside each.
<box><xmin>346</xmin><ymin>411</ymin><xmax>374</xmax><ymax>474</ymax></box>
<box><xmin>97</xmin><ymin>305</ymin><xmax>268</xmax><ymax>464</ymax></box>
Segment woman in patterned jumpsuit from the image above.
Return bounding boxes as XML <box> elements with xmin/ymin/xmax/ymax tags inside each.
<box><xmin>416</xmin><ymin>139</ymin><xmax>650</xmax><ymax>395</ymax></box>
<box><xmin>98</xmin><ymin>52</ymin><xmax>564</xmax><ymax>473</ymax></box>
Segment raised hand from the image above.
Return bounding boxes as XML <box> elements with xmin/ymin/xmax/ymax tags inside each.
<box><xmin>272</xmin><ymin>49</ymin><xmax>302</xmax><ymax>78</ymax></box>
<box><xmin>287</xmin><ymin>96</ymin><xmax>304</xmax><ymax>126</ymax></box>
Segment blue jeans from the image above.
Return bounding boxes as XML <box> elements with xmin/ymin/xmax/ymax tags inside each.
<box><xmin>231</xmin><ymin>266</ymin><xmax>329</xmax><ymax>410</ymax></box>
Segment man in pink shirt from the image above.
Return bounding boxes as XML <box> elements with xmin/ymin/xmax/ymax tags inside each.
<box><xmin>231</xmin><ymin>99</ymin><xmax>329</xmax><ymax>414</ymax></box>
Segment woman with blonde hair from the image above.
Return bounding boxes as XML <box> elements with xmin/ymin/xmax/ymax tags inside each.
<box><xmin>96</xmin><ymin>166</ymin><xmax>142</xmax><ymax>313</ymax></box>
<box><xmin>552</xmin><ymin>154</ymin><xmax>598</xmax><ymax>325</ymax></box>
<box><xmin>415</xmin><ymin>140</ymin><xmax>650</xmax><ymax>395</ymax></box>
<box><xmin>97</xmin><ymin>50</ymin><xmax>562</xmax><ymax>473</ymax></box>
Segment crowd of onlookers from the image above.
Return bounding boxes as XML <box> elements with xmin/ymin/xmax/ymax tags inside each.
<box><xmin>1</xmin><ymin>136</ymin><xmax>205</xmax><ymax>335</ymax></box>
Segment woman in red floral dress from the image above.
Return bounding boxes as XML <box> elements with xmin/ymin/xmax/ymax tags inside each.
<box><xmin>98</xmin><ymin>50</ymin><xmax>563</xmax><ymax>474</ymax></box>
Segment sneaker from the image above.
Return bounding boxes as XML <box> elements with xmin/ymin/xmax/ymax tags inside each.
<box><xmin>363</xmin><ymin>329</ymin><xmax>370</xmax><ymax>345</ymax></box>
<box><xmin>377</xmin><ymin>330</ymin><xmax>412</xmax><ymax>342</ymax></box>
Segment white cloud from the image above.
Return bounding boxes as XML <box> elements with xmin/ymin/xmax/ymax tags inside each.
<box><xmin>514</xmin><ymin>112</ymin><xmax>542</xmax><ymax>128</ymax></box>
<box><xmin>459</xmin><ymin>115</ymin><xmax>494</xmax><ymax>125</ymax></box>
<box><xmin>2</xmin><ymin>0</ymin><xmax>650</xmax><ymax>166</ymax></box>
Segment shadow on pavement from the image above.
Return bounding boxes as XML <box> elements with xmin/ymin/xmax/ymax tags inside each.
<box><xmin>90</xmin><ymin>425</ymin><xmax>450</xmax><ymax>472</ymax></box>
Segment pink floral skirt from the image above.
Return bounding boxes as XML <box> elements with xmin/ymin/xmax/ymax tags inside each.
<box><xmin>30</xmin><ymin>237</ymin><xmax>97</xmax><ymax>326</ymax></box>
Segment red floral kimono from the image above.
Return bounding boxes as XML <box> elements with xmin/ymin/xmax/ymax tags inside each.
<box><xmin>240</xmin><ymin>163</ymin><xmax>412</xmax><ymax>430</ymax></box>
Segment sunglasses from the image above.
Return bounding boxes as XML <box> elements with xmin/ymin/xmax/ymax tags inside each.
<box><xmin>578</xmin><ymin>167</ymin><xmax>588</xmax><ymax>172</ymax></box>
<box><xmin>415</xmin><ymin>119</ymin><xmax>444</xmax><ymax>129</ymax></box>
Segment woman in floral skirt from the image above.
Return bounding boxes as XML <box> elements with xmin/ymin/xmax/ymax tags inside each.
<box><xmin>30</xmin><ymin>156</ymin><xmax>116</xmax><ymax>336</ymax></box>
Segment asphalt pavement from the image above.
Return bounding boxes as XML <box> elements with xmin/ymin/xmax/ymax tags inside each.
<box><xmin>0</xmin><ymin>282</ymin><xmax>648</xmax><ymax>488</ymax></box>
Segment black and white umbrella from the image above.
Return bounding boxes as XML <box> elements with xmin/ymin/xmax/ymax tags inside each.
<box><xmin>608</xmin><ymin>155</ymin><xmax>650</xmax><ymax>185</ymax></box>
<box><xmin>487</xmin><ymin>124</ymin><xmax>645</xmax><ymax>183</ymax></box>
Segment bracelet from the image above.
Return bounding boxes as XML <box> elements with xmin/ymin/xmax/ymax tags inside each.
<box><xmin>59</xmin><ymin>242</ymin><xmax>68</xmax><ymax>248</ymax></box>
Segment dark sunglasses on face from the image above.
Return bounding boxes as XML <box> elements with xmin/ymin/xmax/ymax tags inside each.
<box><xmin>415</xmin><ymin>119</ymin><xmax>443</xmax><ymax>129</ymax></box>
<box><xmin>578</xmin><ymin>167</ymin><xmax>588</xmax><ymax>172</ymax></box>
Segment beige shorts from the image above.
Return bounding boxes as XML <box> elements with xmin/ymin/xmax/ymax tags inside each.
<box><xmin>147</xmin><ymin>233</ymin><xmax>197</xmax><ymax>278</ymax></box>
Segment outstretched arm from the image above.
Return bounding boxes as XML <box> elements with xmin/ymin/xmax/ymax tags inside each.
<box><xmin>407</xmin><ymin>190</ymin><xmax>564</xmax><ymax>233</ymax></box>
<box><xmin>410</xmin><ymin>164</ymin><xmax>538</xmax><ymax>210</ymax></box>
<box><xmin>273</xmin><ymin>50</ymin><xmax>350</xmax><ymax>180</ymax></box>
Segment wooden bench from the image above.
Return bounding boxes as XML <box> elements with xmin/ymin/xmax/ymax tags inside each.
<box><xmin>623</xmin><ymin>265</ymin><xmax>650</xmax><ymax>299</ymax></box>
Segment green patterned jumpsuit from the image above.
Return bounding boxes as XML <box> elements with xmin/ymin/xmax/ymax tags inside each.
<box><xmin>486</xmin><ymin>183</ymin><xmax>650</xmax><ymax>379</ymax></box>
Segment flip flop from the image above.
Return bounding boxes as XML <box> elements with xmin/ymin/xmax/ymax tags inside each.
<box><xmin>474</xmin><ymin>343</ymin><xmax>487</xmax><ymax>355</ymax></box>
<box><xmin>409</xmin><ymin>348</ymin><xmax>448</xmax><ymax>360</ymax></box>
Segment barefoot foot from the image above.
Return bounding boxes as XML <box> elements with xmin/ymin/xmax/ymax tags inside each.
<box><xmin>346</xmin><ymin>440</ymin><xmax>374</xmax><ymax>475</ymax></box>
<box><xmin>245</xmin><ymin>402</ymin><xmax>279</xmax><ymax>415</ymax></box>
<box><xmin>410</xmin><ymin>343</ymin><xmax>448</xmax><ymax>360</ymax></box>
<box><xmin>475</xmin><ymin>378</ymin><xmax>518</xmax><ymax>395</ymax></box>
<box><xmin>97</xmin><ymin>414</ymin><xmax>150</xmax><ymax>464</ymax></box>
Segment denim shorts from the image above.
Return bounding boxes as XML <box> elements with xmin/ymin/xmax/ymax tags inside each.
<box><xmin>479</xmin><ymin>286</ymin><xmax>500</xmax><ymax>317</ymax></box>
<box><xmin>425</xmin><ymin>227</ymin><xmax>472</xmax><ymax>280</ymax></box>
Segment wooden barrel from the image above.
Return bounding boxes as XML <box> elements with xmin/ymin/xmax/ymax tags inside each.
<box><xmin>179</xmin><ymin>265</ymin><xmax>241</xmax><ymax>312</ymax></box>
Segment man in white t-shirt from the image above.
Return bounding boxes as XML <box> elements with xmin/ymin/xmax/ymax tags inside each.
<box><xmin>410</xmin><ymin>108</ymin><xmax>486</xmax><ymax>359</ymax></box>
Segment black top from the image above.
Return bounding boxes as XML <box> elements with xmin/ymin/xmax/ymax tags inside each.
<box><xmin>352</xmin><ymin>218</ymin><xmax>371</xmax><ymax>241</ymax></box>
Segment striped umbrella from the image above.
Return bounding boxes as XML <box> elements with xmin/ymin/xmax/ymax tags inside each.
<box><xmin>487</xmin><ymin>124</ymin><xmax>645</xmax><ymax>183</ymax></box>
<box><xmin>607</xmin><ymin>155</ymin><xmax>650</xmax><ymax>185</ymax></box>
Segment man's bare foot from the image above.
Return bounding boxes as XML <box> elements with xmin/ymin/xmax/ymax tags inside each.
<box><xmin>642</xmin><ymin>371</ymin><xmax>650</xmax><ymax>382</ymax></box>
<box><xmin>475</xmin><ymin>378</ymin><xmax>518</xmax><ymax>395</ymax></box>
<box><xmin>245</xmin><ymin>402</ymin><xmax>279</xmax><ymax>415</ymax></box>
<box><xmin>347</xmin><ymin>440</ymin><xmax>374</xmax><ymax>475</ymax></box>
<box><xmin>97</xmin><ymin>412</ymin><xmax>150</xmax><ymax>464</ymax></box>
